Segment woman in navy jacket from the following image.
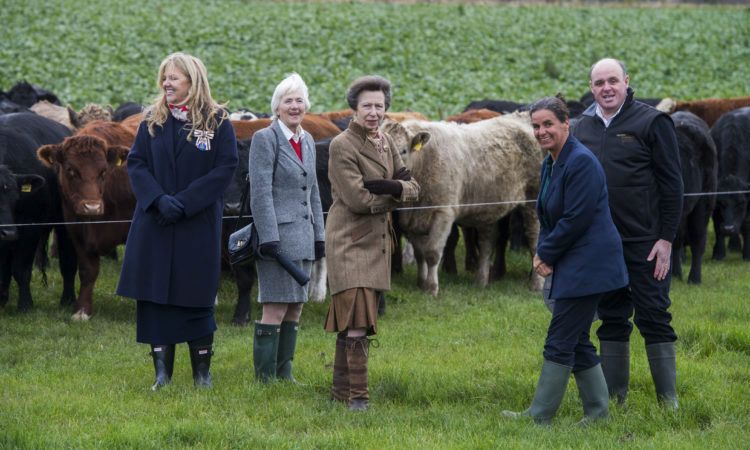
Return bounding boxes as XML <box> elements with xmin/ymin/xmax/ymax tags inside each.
<box><xmin>117</xmin><ymin>52</ymin><xmax>238</xmax><ymax>390</ymax></box>
<box><xmin>503</xmin><ymin>96</ymin><xmax>627</xmax><ymax>425</ymax></box>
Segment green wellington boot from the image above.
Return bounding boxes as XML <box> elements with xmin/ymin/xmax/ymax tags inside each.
<box><xmin>646</xmin><ymin>342</ymin><xmax>678</xmax><ymax>410</ymax></box>
<box><xmin>502</xmin><ymin>360</ymin><xmax>572</xmax><ymax>425</ymax></box>
<box><xmin>574</xmin><ymin>364</ymin><xmax>609</xmax><ymax>425</ymax></box>
<box><xmin>254</xmin><ymin>322</ymin><xmax>280</xmax><ymax>382</ymax></box>
<box><xmin>277</xmin><ymin>321</ymin><xmax>299</xmax><ymax>382</ymax></box>
<box><xmin>599</xmin><ymin>340</ymin><xmax>630</xmax><ymax>405</ymax></box>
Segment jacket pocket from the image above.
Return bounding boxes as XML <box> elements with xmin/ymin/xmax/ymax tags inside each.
<box><xmin>276</xmin><ymin>212</ymin><xmax>295</xmax><ymax>224</ymax></box>
<box><xmin>351</xmin><ymin>222</ymin><xmax>373</xmax><ymax>243</ymax></box>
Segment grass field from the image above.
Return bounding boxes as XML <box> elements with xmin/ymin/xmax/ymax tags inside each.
<box><xmin>2</xmin><ymin>1</ymin><xmax>750</xmax><ymax>448</ymax></box>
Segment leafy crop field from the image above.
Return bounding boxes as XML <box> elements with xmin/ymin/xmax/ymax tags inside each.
<box><xmin>2</xmin><ymin>1</ymin><xmax>750</xmax><ymax>449</ymax></box>
<box><xmin>1</xmin><ymin>1</ymin><xmax>748</xmax><ymax>118</ymax></box>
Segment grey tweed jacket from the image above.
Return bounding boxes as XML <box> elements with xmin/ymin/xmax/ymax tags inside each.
<box><xmin>249</xmin><ymin>119</ymin><xmax>325</xmax><ymax>260</ymax></box>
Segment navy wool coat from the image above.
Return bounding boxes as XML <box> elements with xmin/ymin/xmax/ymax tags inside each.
<box><xmin>117</xmin><ymin>114</ymin><xmax>239</xmax><ymax>307</ymax></box>
<box><xmin>249</xmin><ymin>120</ymin><xmax>325</xmax><ymax>260</ymax></box>
<box><xmin>536</xmin><ymin>135</ymin><xmax>628</xmax><ymax>299</ymax></box>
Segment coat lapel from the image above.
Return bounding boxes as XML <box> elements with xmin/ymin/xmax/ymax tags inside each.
<box><xmin>157</xmin><ymin>116</ymin><xmax>177</xmax><ymax>174</ymax></box>
<box><xmin>348</xmin><ymin>121</ymin><xmax>389</xmax><ymax>173</ymax></box>
<box><xmin>174</xmin><ymin>120</ymin><xmax>192</xmax><ymax>159</ymax></box>
<box><xmin>272</xmin><ymin>120</ymin><xmax>306</xmax><ymax>171</ymax></box>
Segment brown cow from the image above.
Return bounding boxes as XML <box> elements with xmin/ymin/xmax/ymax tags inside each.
<box><xmin>658</xmin><ymin>96</ymin><xmax>750</xmax><ymax>127</ymax></box>
<box><xmin>444</xmin><ymin>108</ymin><xmax>501</xmax><ymax>124</ymax></box>
<box><xmin>37</xmin><ymin>120</ymin><xmax>135</xmax><ymax>320</ymax></box>
<box><xmin>232</xmin><ymin>113</ymin><xmax>341</xmax><ymax>141</ymax></box>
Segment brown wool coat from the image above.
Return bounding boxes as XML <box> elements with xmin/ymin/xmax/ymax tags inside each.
<box><xmin>325</xmin><ymin>120</ymin><xmax>420</xmax><ymax>295</ymax></box>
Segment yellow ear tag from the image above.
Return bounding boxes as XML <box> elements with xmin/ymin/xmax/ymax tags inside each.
<box><xmin>117</xmin><ymin>158</ymin><xmax>124</xmax><ymax>166</ymax></box>
<box><xmin>21</xmin><ymin>184</ymin><xmax>32</xmax><ymax>193</ymax></box>
<box><xmin>413</xmin><ymin>142</ymin><xmax>423</xmax><ymax>152</ymax></box>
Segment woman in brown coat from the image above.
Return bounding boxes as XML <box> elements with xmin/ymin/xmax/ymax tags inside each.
<box><xmin>324</xmin><ymin>75</ymin><xmax>420</xmax><ymax>411</ymax></box>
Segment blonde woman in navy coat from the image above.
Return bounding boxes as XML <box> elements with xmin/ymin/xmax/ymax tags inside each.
<box><xmin>117</xmin><ymin>52</ymin><xmax>238</xmax><ymax>390</ymax></box>
<box><xmin>249</xmin><ymin>73</ymin><xmax>325</xmax><ymax>382</ymax></box>
<box><xmin>503</xmin><ymin>95</ymin><xmax>628</xmax><ymax>425</ymax></box>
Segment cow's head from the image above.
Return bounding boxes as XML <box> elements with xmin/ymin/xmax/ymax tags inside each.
<box><xmin>37</xmin><ymin>135</ymin><xmax>128</xmax><ymax>217</ymax></box>
<box><xmin>381</xmin><ymin>119</ymin><xmax>430</xmax><ymax>166</ymax></box>
<box><xmin>717</xmin><ymin>174</ymin><xmax>750</xmax><ymax>235</ymax></box>
<box><xmin>0</xmin><ymin>166</ymin><xmax>46</xmax><ymax>241</ymax></box>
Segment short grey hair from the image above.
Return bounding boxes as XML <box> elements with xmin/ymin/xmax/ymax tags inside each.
<box><xmin>270</xmin><ymin>73</ymin><xmax>310</xmax><ymax>119</ymax></box>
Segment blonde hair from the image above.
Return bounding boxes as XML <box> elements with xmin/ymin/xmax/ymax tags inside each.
<box><xmin>145</xmin><ymin>52</ymin><xmax>225</xmax><ymax>138</ymax></box>
<box><xmin>270</xmin><ymin>73</ymin><xmax>310</xmax><ymax>120</ymax></box>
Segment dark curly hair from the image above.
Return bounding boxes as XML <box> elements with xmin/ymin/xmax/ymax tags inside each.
<box><xmin>528</xmin><ymin>93</ymin><xmax>569</xmax><ymax>123</ymax></box>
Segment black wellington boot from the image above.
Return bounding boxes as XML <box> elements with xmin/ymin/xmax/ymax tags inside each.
<box><xmin>150</xmin><ymin>344</ymin><xmax>175</xmax><ymax>391</ymax></box>
<box><xmin>189</xmin><ymin>345</ymin><xmax>214</xmax><ymax>388</ymax></box>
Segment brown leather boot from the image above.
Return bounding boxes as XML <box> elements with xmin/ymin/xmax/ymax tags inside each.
<box><xmin>346</xmin><ymin>336</ymin><xmax>370</xmax><ymax>411</ymax></box>
<box><xmin>331</xmin><ymin>332</ymin><xmax>349</xmax><ymax>402</ymax></box>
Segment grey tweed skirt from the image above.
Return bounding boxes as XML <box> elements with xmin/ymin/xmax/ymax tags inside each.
<box><xmin>255</xmin><ymin>258</ymin><xmax>312</xmax><ymax>303</ymax></box>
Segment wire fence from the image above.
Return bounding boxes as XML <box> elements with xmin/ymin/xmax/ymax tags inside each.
<box><xmin>2</xmin><ymin>189</ymin><xmax>748</xmax><ymax>229</ymax></box>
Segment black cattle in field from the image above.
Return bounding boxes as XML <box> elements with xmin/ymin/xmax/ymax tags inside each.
<box><xmin>7</xmin><ymin>81</ymin><xmax>60</xmax><ymax>108</ymax></box>
<box><xmin>0</xmin><ymin>90</ymin><xmax>27</xmax><ymax>115</ymax></box>
<box><xmin>670</xmin><ymin>111</ymin><xmax>717</xmax><ymax>284</ymax></box>
<box><xmin>221</xmin><ymin>138</ymin><xmax>257</xmax><ymax>326</ymax></box>
<box><xmin>112</xmin><ymin>102</ymin><xmax>143</xmax><ymax>122</ymax></box>
<box><xmin>711</xmin><ymin>107</ymin><xmax>750</xmax><ymax>260</ymax></box>
<box><xmin>0</xmin><ymin>113</ymin><xmax>76</xmax><ymax>311</ymax></box>
<box><xmin>463</xmin><ymin>99</ymin><xmax>526</xmax><ymax>114</ymax></box>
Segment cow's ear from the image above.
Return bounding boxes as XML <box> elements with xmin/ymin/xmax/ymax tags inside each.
<box><xmin>67</xmin><ymin>106</ymin><xmax>81</xmax><ymax>129</ymax></box>
<box><xmin>106</xmin><ymin>145</ymin><xmax>129</xmax><ymax>167</ymax></box>
<box><xmin>410</xmin><ymin>131</ymin><xmax>430</xmax><ymax>152</ymax></box>
<box><xmin>14</xmin><ymin>174</ymin><xmax>46</xmax><ymax>194</ymax></box>
<box><xmin>37</xmin><ymin>144</ymin><xmax>63</xmax><ymax>167</ymax></box>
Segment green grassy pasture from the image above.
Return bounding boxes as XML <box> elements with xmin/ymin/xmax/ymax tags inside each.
<box><xmin>0</xmin><ymin>1</ymin><xmax>748</xmax><ymax>118</ymax></box>
<box><xmin>2</xmin><ymin>1</ymin><xmax>750</xmax><ymax>448</ymax></box>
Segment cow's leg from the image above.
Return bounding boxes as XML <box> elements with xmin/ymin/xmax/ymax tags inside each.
<box><xmin>308</xmin><ymin>258</ymin><xmax>327</xmax><ymax>304</ymax></box>
<box><xmin>11</xmin><ymin>233</ymin><xmax>41</xmax><ymax>311</ymax></box>
<box><xmin>712</xmin><ymin>211</ymin><xmax>726</xmax><ymax>260</ymax></box>
<box><xmin>232</xmin><ymin>264</ymin><xmax>256</xmax><ymax>326</ymax></box>
<box><xmin>520</xmin><ymin>203</ymin><xmax>544</xmax><ymax>291</ymax></box>
<box><xmin>74</xmin><ymin>252</ymin><xmax>100</xmax><ymax>320</ymax></box>
<box><xmin>413</xmin><ymin>241</ymin><xmax>427</xmax><ymax>290</ymax></box>
<box><xmin>55</xmin><ymin>225</ymin><xmax>77</xmax><ymax>307</ymax></box>
<box><xmin>671</xmin><ymin>231</ymin><xmax>685</xmax><ymax>281</ymax></box>
<box><xmin>686</xmin><ymin>207</ymin><xmax>708</xmax><ymax>284</ymax></box>
<box><xmin>490</xmin><ymin>215</ymin><xmax>510</xmax><ymax>282</ymax></box>
<box><xmin>391</xmin><ymin>216</ymin><xmax>404</xmax><ymax>274</ymax></box>
<box><xmin>0</xmin><ymin>250</ymin><xmax>11</xmax><ymax>307</ymax></box>
<box><xmin>422</xmin><ymin>215</ymin><xmax>455</xmax><ymax>297</ymax></box>
<box><xmin>474</xmin><ymin>224</ymin><xmax>498</xmax><ymax>287</ymax></box>
<box><xmin>441</xmin><ymin>224</ymin><xmax>459</xmax><ymax>275</ymax></box>
<box><xmin>742</xmin><ymin>220</ymin><xmax>750</xmax><ymax>261</ymax></box>
<box><xmin>463</xmin><ymin>227</ymin><xmax>479</xmax><ymax>273</ymax></box>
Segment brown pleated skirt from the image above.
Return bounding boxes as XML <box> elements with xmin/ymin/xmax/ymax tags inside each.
<box><xmin>324</xmin><ymin>288</ymin><xmax>379</xmax><ymax>336</ymax></box>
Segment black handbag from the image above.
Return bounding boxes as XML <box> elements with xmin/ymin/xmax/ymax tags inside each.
<box><xmin>227</xmin><ymin>179</ymin><xmax>258</xmax><ymax>267</ymax></box>
<box><xmin>227</xmin><ymin>131</ymin><xmax>281</xmax><ymax>267</ymax></box>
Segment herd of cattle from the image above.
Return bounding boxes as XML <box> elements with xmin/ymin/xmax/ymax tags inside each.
<box><xmin>1</xmin><ymin>80</ymin><xmax>749</xmax><ymax>323</ymax></box>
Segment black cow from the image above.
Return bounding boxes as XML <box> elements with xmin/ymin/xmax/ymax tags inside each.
<box><xmin>711</xmin><ymin>107</ymin><xmax>750</xmax><ymax>260</ymax></box>
<box><xmin>221</xmin><ymin>138</ymin><xmax>257</xmax><ymax>326</ymax></box>
<box><xmin>112</xmin><ymin>102</ymin><xmax>143</xmax><ymax>122</ymax></box>
<box><xmin>7</xmin><ymin>81</ymin><xmax>60</xmax><ymax>108</ymax></box>
<box><xmin>670</xmin><ymin>111</ymin><xmax>717</xmax><ymax>284</ymax></box>
<box><xmin>0</xmin><ymin>113</ymin><xmax>76</xmax><ymax>311</ymax></box>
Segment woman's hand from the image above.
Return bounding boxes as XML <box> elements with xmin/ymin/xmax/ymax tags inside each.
<box><xmin>314</xmin><ymin>241</ymin><xmax>325</xmax><ymax>260</ymax></box>
<box><xmin>533</xmin><ymin>253</ymin><xmax>553</xmax><ymax>277</ymax></box>
<box><xmin>363</xmin><ymin>179</ymin><xmax>403</xmax><ymax>196</ymax></box>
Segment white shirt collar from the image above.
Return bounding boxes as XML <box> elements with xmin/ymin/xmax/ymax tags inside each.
<box><xmin>278</xmin><ymin>120</ymin><xmax>305</xmax><ymax>143</ymax></box>
<box><xmin>595</xmin><ymin>102</ymin><xmax>625</xmax><ymax>128</ymax></box>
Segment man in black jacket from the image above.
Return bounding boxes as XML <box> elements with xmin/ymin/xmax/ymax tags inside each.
<box><xmin>571</xmin><ymin>58</ymin><xmax>683</xmax><ymax>410</ymax></box>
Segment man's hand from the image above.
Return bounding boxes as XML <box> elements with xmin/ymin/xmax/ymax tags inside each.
<box><xmin>647</xmin><ymin>239</ymin><xmax>672</xmax><ymax>281</ymax></box>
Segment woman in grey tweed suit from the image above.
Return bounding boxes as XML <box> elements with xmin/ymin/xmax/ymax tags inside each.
<box><xmin>249</xmin><ymin>73</ymin><xmax>325</xmax><ymax>382</ymax></box>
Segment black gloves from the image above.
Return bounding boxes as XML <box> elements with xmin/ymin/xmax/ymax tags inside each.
<box><xmin>258</xmin><ymin>241</ymin><xmax>281</xmax><ymax>260</ymax></box>
<box><xmin>363</xmin><ymin>179</ymin><xmax>403</xmax><ymax>196</ymax></box>
<box><xmin>314</xmin><ymin>241</ymin><xmax>325</xmax><ymax>260</ymax></box>
<box><xmin>155</xmin><ymin>195</ymin><xmax>185</xmax><ymax>225</ymax></box>
<box><xmin>393</xmin><ymin>167</ymin><xmax>412</xmax><ymax>181</ymax></box>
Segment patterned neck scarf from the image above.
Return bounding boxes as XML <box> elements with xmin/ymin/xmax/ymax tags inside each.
<box><xmin>168</xmin><ymin>103</ymin><xmax>189</xmax><ymax>122</ymax></box>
